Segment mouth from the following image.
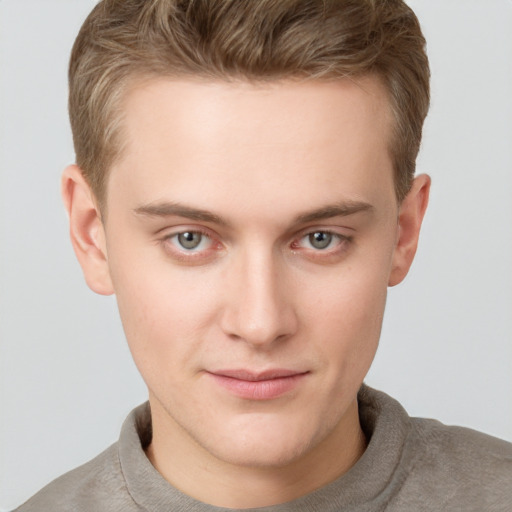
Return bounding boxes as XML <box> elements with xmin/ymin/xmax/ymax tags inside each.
<box><xmin>206</xmin><ymin>369</ymin><xmax>309</xmax><ymax>400</ymax></box>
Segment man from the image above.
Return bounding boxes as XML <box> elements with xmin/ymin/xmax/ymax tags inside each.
<box><xmin>15</xmin><ymin>0</ymin><xmax>512</xmax><ymax>510</ymax></box>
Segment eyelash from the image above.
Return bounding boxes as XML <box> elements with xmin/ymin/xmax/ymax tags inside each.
<box><xmin>161</xmin><ymin>228</ymin><xmax>220</xmax><ymax>263</ymax></box>
<box><xmin>160</xmin><ymin>228</ymin><xmax>352</xmax><ymax>263</ymax></box>
<box><xmin>292</xmin><ymin>230</ymin><xmax>352</xmax><ymax>255</ymax></box>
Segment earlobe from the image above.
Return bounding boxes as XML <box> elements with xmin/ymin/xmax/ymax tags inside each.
<box><xmin>388</xmin><ymin>174</ymin><xmax>431</xmax><ymax>287</ymax></box>
<box><xmin>61</xmin><ymin>165</ymin><xmax>114</xmax><ymax>295</ymax></box>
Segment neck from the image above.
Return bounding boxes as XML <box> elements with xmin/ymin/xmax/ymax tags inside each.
<box><xmin>145</xmin><ymin>398</ymin><xmax>366</xmax><ymax>508</ymax></box>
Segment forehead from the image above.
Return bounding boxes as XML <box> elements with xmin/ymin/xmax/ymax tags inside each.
<box><xmin>120</xmin><ymin>75</ymin><xmax>392</xmax><ymax>148</ymax></box>
<box><xmin>108</xmin><ymin>76</ymin><xmax>396</xmax><ymax>220</ymax></box>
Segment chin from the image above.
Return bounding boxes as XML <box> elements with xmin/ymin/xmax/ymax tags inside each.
<box><xmin>213</xmin><ymin>438</ymin><xmax>313</xmax><ymax>469</ymax></box>
<box><xmin>201</xmin><ymin>413</ymin><xmax>330</xmax><ymax>469</ymax></box>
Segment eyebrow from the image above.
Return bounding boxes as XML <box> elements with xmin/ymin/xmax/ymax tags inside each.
<box><xmin>134</xmin><ymin>202</ymin><xmax>229</xmax><ymax>226</ymax></box>
<box><xmin>294</xmin><ymin>201</ymin><xmax>374</xmax><ymax>224</ymax></box>
<box><xmin>133</xmin><ymin>199</ymin><xmax>373</xmax><ymax>226</ymax></box>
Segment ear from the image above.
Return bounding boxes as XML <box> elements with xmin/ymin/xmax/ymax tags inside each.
<box><xmin>388</xmin><ymin>174</ymin><xmax>431</xmax><ymax>287</ymax></box>
<box><xmin>61</xmin><ymin>165</ymin><xmax>114</xmax><ymax>295</ymax></box>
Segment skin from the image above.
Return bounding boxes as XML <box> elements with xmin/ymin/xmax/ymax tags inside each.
<box><xmin>62</xmin><ymin>76</ymin><xmax>430</xmax><ymax>508</ymax></box>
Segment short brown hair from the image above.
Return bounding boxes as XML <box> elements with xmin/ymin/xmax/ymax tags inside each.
<box><xmin>69</xmin><ymin>0</ymin><xmax>430</xmax><ymax>208</ymax></box>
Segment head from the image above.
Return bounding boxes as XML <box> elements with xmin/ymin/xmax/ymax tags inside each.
<box><xmin>63</xmin><ymin>0</ymin><xmax>430</xmax><ymax>506</ymax></box>
<box><xmin>69</xmin><ymin>0</ymin><xmax>429</xmax><ymax>211</ymax></box>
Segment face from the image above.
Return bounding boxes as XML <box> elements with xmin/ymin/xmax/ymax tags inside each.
<box><xmin>67</xmin><ymin>76</ymin><xmax>426</xmax><ymax>475</ymax></box>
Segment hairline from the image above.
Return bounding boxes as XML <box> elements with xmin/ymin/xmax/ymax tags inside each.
<box><xmin>93</xmin><ymin>70</ymin><xmax>400</xmax><ymax>219</ymax></box>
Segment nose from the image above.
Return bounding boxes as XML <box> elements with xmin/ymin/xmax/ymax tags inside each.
<box><xmin>219</xmin><ymin>248</ymin><xmax>298</xmax><ymax>349</ymax></box>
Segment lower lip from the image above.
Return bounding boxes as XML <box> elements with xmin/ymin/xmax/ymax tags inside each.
<box><xmin>208</xmin><ymin>373</ymin><xmax>307</xmax><ymax>400</ymax></box>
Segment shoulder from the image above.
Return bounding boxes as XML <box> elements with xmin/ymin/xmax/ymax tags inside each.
<box><xmin>360</xmin><ymin>386</ymin><xmax>512</xmax><ymax>511</ymax></box>
<box><xmin>412</xmin><ymin>416</ymin><xmax>512</xmax><ymax>461</ymax></box>
<box><xmin>398</xmin><ymin>417</ymin><xmax>512</xmax><ymax>510</ymax></box>
<box><xmin>14</xmin><ymin>442</ymin><xmax>138</xmax><ymax>512</ymax></box>
<box><xmin>411</xmin><ymin>416</ymin><xmax>512</xmax><ymax>475</ymax></box>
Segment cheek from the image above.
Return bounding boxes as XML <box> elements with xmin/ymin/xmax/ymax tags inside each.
<box><xmin>322</xmin><ymin>276</ymin><xmax>386</xmax><ymax>354</ymax></box>
<box><xmin>304</xmin><ymin>248</ymin><xmax>391</xmax><ymax>377</ymax></box>
<box><xmin>109</xmin><ymin>250</ymin><xmax>220</xmax><ymax>380</ymax></box>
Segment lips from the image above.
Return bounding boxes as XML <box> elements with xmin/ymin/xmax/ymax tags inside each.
<box><xmin>206</xmin><ymin>369</ymin><xmax>308</xmax><ymax>400</ymax></box>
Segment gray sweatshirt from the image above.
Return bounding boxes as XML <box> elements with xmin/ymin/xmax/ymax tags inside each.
<box><xmin>15</xmin><ymin>385</ymin><xmax>512</xmax><ymax>511</ymax></box>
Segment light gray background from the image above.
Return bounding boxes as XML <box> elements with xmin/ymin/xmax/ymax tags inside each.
<box><xmin>1</xmin><ymin>0</ymin><xmax>511</xmax><ymax>510</ymax></box>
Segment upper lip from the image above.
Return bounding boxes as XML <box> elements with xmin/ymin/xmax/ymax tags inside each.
<box><xmin>209</xmin><ymin>369</ymin><xmax>308</xmax><ymax>381</ymax></box>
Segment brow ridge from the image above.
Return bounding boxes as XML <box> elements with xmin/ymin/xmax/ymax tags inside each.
<box><xmin>294</xmin><ymin>201</ymin><xmax>374</xmax><ymax>224</ymax></box>
<box><xmin>134</xmin><ymin>202</ymin><xmax>228</xmax><ymax>226</ymax></box>
<box><xmin>134</xmin><ymin>199</ymin><xmax>373</xmax><ymax>227</ymax></box>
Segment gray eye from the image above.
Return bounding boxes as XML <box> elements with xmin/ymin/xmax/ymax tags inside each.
<box><xmin>177</xmin><ymin>232</ymin><xmax>203</xmax><ymax>250</ymax></box>
<box><xmin>308</xmin><ymin>232</ymin><xmax>332</xmax><ymax>249</ymax></box>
